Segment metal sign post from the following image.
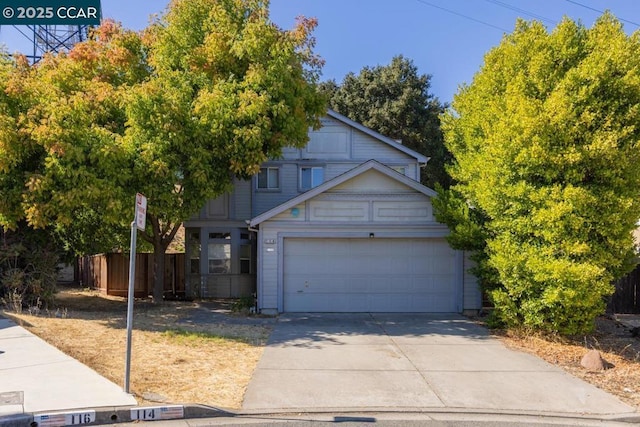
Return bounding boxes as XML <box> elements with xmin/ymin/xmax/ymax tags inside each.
<box><xmin>124</xmin><ymin>193</ymin><xmax>146</xmax><ymax>394</ymax></box>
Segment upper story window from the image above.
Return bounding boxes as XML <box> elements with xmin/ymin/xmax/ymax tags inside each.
<box><xmin>257</xmin><ymin>167</ymin><xmax>279</xmax><ymax>190</ymax></box>
<box><xmin>391</xmin><ymin>166</ymin><xmax>406</xmax><ymax>176</ymax></box>
<box><xmin>300</xmin><ymin>166</ymin><xmax>324</xmax><ymax>190</ymax></box>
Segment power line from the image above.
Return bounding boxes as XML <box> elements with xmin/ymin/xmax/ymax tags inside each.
<box><xmin>415</xmin><ymin>0</ymin><xmax>510</xmax><ymax>32</ymax></box>
<box><xmin>483</xmin><ymin>0</ymin><xmax>556</xmax><ymax>25</ymax></box>
<box><xmin>564</xmin><ymin>0</ymin><xmax>640</xmax><ymax>28</ymax></box>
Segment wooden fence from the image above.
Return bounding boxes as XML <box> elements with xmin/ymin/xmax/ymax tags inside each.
<box><xmin>78</xmin><ymin>253</ymin><xmax>185</xmax><ymax>299</ymax></box>
<box><xmin>609</xmin><ymin>264</ymin><xmax>640</xmax><ymax>314</ymax></box>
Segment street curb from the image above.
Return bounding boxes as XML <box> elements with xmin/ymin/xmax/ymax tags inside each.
<box><xmin>1</xmin><ymin>404</ymin><xmax>235</xmax><ymax>427</ymax></box>
<box><xmin>3</xmin><ymin>406</ymin><xmax>639</xmax><ymax>426</ymax></box>
<box><xmin>91</xmin><ymin>404</ymin><xmax>234</xmax><ymax>424</ymax></box>
<box><xmin>237</xmin><ymin>407</ymin><xmax>640</xmax><ymax>425</ymax></box>
<box><xmin>0</xmin><ymin>413</ymin><xmax>31</xmax><ymax>427</ymax></box>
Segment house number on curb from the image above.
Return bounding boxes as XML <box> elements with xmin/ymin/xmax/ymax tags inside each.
<box><xmin>34</xmin><ymin>410</ymin><xmax>95</xmax><ymax>426</ymax></box>
<box><xmin>131</xmin><ymin>405</ymin><xmax>184</xmax><ymax>421</ymax></box>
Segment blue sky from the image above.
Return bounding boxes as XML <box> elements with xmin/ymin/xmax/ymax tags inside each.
<box><xmin>1</xmin><ymin>0</ymin><xmax>638</xmax><ymax>103</ymax></box>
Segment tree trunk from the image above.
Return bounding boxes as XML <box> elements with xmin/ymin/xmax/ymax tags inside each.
<box><xmin>143</xmin><ymin>213</ymin><xmax>182</xmax><ymax>304</ymax></box>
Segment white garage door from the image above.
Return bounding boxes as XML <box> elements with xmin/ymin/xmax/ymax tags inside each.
<box><xmin>283</xmin><ymin>238</ymin><xmax>459</xmax><ymax>312</ymax></box>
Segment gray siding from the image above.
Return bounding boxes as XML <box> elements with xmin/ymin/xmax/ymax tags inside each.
<box><xmin>253</xmin><ymin>163</ymin><xmax>300</xmax><ymax>216</ymax></box>
<box><xmin>253</xmin><ymin>162</ymin><xmax>373</xmax><ymax>216</ymax></box>
<box><xmin>207</xmin><ymin>116</ymin><xmax>424</xmax><ymax>220</ymax></box>
<box><xmin>253</xmin><ymin>160</ymin><xmax>419</xmax><ymax>219</ymax></box>
<box><xmin>352</xmin><ymin>129</ymin><xmax>413</xmax><ymax>161</ymax></box>
<box><xmin>406</xmin><ymin>163</ymin><xmax>418</xmax><ymax>181</ymax></box>
<box><xmin>281</xmin><ymin>146</ymin><xmax>301</xmax><ymax>160</ymax></box>
<box><xmin>191</xmin><ymin>179</ymin><xmax>251</xmax><ymax>222</ymax></box>
<box><xmin>302</xmin><ymin>125</ymin><xmax>351</xmax><ymax>160</ymax></box>
<box><xmin>234</xmin><ymin>179</ymin><xmax>251</xmax><ymax>220</ymax></box>
<box><xmin>257</xmin><ymin>227</ymin><xmax>280</xmax><ymax>311</ymax></box>
<box><xmin>325</xmin><ymin>163</ymin><xmax>360</xmax><ymax>180</ymax></box>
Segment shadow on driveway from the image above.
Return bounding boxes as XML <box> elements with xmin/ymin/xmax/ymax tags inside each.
<box><xmin>267</xmin><ymin>313</ymin><xmax>493</xmax><ymax>348</ymax></box>
<box><xmin>243</xmin><ymin>313</ymin><xmax>637</xmax><ymax>419</ymax></box>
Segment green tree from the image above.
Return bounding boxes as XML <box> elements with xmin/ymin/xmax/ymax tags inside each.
<box><xmin>436</xmin><ymin>14</ymin><xmax>640</xmax><ymax>334</ymax></box>
<box><xmin>0</xmin><ymin>22</ymin><xmax>144</xmax><ymax>253</ymax></box>
<box><xmin>322</xmin><ymin>55</ymin><xmax>450</xmax><ymax>188</ymax></box>
<box><xmin>0</xmin><ymin>0</ymin><xmax>326</xmax><ymax>303</ymax></box>
<box><xmin>0</xmin><ymin>51</ymin><xmax>61</xmax><ymax>309</ymax></box>
<box><xmin>0</xmin><ymin>24</ymin><xmax>143</xmax><ymax>306</ymax></box>
<box><xmin>0</xmin><ymin>50</ymin><xmax>26</xmax><ymax>230</ymax></box>
<box><xmin>126</xmin><ymin>0</ymin><xmax>325</xmax><ymax>302</ymax></box>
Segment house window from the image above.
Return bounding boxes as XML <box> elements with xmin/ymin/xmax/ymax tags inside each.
<box><xmin>257</xmin><ymin>167</ymin><xmax>279</xmax><ymax>189</ymax></box>
<box><xmin>240</xmin><ymin>244</ymin><xmax>251</xmax><ymax>274</ymax></box>
<box><xmin>188</xmin><ymin>231</ymin><xmax>200</xmax><ymax>274</ymax></box>
<box><xmin>209</xmin><ymin>232</ymin><xmax>231</xmax><ymax>240</ymax></box>
<box><xmin>391</xmin><ymin>166</ymin><xmax>406</xmax><ymax>175</ymax></box>
<box><xmin>208</xmin><ymin>243</ymin><xmax>231</xmax><ymax>274</ymax></box>
<box><xmin>300</xmin><ymin>166</ymin><xmax>324</xmax><ymax>189</ymax></box>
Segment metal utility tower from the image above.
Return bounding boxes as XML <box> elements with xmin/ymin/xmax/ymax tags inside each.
<box><xmin>9</xmin><ymin>24</ymin><xmax>91</xmax><ymax>63</ymax></box>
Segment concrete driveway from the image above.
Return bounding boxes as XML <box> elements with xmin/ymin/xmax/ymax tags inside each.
<box><xmin>242</xmin><ymin>313</ymin><xmax>636</xmax><ymax>419</ymax></box>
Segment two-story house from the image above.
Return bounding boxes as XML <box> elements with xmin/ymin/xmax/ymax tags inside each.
<box><xmin>184</xmin><ymin>110</ymin><xmax>481</xmax><ymax>314</ymax></box>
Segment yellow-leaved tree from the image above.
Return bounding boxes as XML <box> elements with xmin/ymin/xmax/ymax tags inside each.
<box><xmin>435</xmin><ymin>13</ymin><xmax>640</xmax><ymax>334</ymax></box>
<box><xmin>0</xmin><ymin>0</ymin><xmax>326</xmax><ymax>303</ymax></box>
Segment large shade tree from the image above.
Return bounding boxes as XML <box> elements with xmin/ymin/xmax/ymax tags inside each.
<box><xmin>5</xmin><ymin>22</ymin><xmax>145</xmax><ymax>251</ymax></box>
<box><xmin>322</xmin><ymin>55</ymin><xmax>450</xmax><ymax>188</ymax></box>
<box><xmin>0</xmin><ymin>0</ymin><xmax>326</xmax><ymax>302</ymax></box>
<box><xmin>125</xmin><ymin>0</ymin><xmax>325</xmax><ymax>301</ymax></box>
<box><xmin>0</xmin><ymin>23</ymin><xmax>154</xmax><ymax>306</ymax></box>
<box><xmin>435</xmin><ymin>13</ymin><xmax>640</xmax><ymax>334</ymax></box>
<box><xmin>0</xmin><ymin>50</ymin><xmax>64</xmax><ymax>307</ymax></box>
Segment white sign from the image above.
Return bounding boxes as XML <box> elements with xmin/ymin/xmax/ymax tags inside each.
<box><xmin>34</xmin><ymin>410</ymin><xmax>96</xmax><ymax>426</ymax></box>
<box><xmin>131</xmin><ymin>405</ymin><xmax>184</xmax><ymax>421</ymax></box>
<box><xmin>135</xmin><ymin>193</ymin><xmax>147</xmax><ymax>231</ymax></box>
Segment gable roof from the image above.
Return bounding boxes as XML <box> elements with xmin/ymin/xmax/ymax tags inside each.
<box><xmin>250</xmin><ymin>160</ymin><xmax>437</xmax><ymax>227</ymax></box>
<box><xmin>325</xmin><ymin>109</ymin><xmax>429</xmax><ymax>164</ymax></box>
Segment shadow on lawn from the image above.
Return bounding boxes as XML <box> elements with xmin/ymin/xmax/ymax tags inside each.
<box><xmin>33</xmin><ymin>287</ymin><xmax>276</xmax><ymax>346</ymax></box>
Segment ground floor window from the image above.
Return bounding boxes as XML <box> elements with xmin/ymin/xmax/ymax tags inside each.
<box><xmin>187</xmin><ymin>227</ymin><xmax>254</xmax><ymax>276</ymax></box>
<box><xmin>240</xmin><ymin>244</ymin><xmax>251</xmax><ymax>274</ymax></box>
<box><xmin>208</xmin><ymin>243</ymin><xmax>231</xmax><ymax>274</ymax></box>
<box><xmin>187</xmin><ymin>230</ymin><xmax>201</xmax><ymax>274</ymax></box>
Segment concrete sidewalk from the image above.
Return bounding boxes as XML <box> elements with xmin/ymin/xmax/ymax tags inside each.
<box><xmin>0</xmin><ymin>315</ymin><xmax>137</xmax><ymax>420</ymax></box>
<box><xmin>243</xmin><ymin>314</ymin><xmax>638</xmax><ymax>421</ymax></box>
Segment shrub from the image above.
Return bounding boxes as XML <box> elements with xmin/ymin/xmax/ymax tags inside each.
<box><xmin>0</xmin><ymin>226</ymin><xmax>60</xmax><ymax>310</ymax></box>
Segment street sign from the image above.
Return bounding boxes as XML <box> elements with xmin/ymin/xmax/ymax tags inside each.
<box><xmin>135</xmin><ymin>193</ymin><xmax>147</xmax><ymax>231</ymax></box>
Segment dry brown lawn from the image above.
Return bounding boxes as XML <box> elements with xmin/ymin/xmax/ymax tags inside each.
<box><xmin>2</xmin><ymin>287</ymin><xmax>272</xmax><ymax>409</ymax></box>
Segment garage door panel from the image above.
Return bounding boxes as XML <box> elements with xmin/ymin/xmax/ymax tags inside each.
<box><xmin>349</xmin><ymin>277</ymin><xmax>369</xmax><ymax>292</ymax></box>
<box><xmin>283</xmin><ymin>238</ymin><xmax>459</xmax><ymax>313</ymax></box>
<box><xmin>390</xmin><ymin>257</ymin><xmax>412</xmax><ymax>271</ymax></box>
